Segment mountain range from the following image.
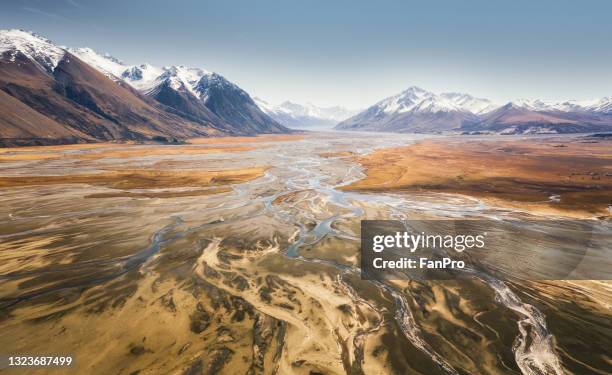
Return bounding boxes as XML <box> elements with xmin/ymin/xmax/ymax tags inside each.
<box><xmin>0</xmin><ymin>29</ymin><xmax>288</xmax><ymax>146</ymax></box>
<box><xmin>2</xmin><ymin>29</ymin><xmax>611</xmax><ymax>145</ymax></box>
<box><xmin>336</xmin><ymin>86</ymin><xmax>612</xmax><ymax>134</ymax></box>
<box><xmin>254</xmin><ymin>98</ymin><xmax>359</xmax><ymax>128</ymax></box>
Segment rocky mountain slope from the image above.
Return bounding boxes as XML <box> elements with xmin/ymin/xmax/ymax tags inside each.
<box><xmin>463</xmin><ymin>102</ymin><xmax>612</xmax><ymax>134</ymax></box>
<box><xmin>335</xmin><ymin>87</ymin><xmax>486</xmax><ymax>132</ymax></box>
<box><xmin>0</xmin><ymin>29</ymin><xmax>288</xmax><ymax>146</ymax></box>
<box><xmin>71</xmin><ymin>49</ymin><xmax>287</xmax><ymax>135</ymax></box>
<box><xmin>336</xmin><ymin>86</ymin><xmax>612</xmax><ymax>134</ymax></box>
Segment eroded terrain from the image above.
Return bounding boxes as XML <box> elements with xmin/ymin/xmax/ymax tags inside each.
<box><xmin>0</xmin><ymin>133</ymin><xmax>610</xmax><ymax>374</ymax></box>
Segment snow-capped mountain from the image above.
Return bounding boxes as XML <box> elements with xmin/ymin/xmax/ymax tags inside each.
<box><xmin>121</xmin><ymin>64</ymin><xmax>163</xmax><ymax>90</ymax></box>
<box><xmin>0</xmin><ymin>29</ymin><xmax>288</xmax><ymax>145</ymax></box>
<box><xmin>464</xmin><ymin>100</ymin><xmax>612</xmax><ymax>135</ymax></box>
<box><xmin>336</xmin><ymin>86</ymin><xmax>612</xmax><ymax>134</ymax></box>
<box><xmin>588</xmin><ymin>97</ymin><xmax>612</xmax><ymax>114</ymax></box>
<box><xmin>371</xmin><ymin>86</ymin><xmax>435</xmax><ymax>114</ymax></box>
<box><xmin>0</xmin><ymin>29</ymin><xmax>65</xmax><ymax>72</ymax></box>
<box><xmin>68</xmin><ymin>46</ymin><xmax>286</xmax><ymax>135</ymax></box>
<box><xmin>367</xmin><ymin>86</ymin><xmax>497</xmax><ymax>116</ymax></box>
<box><xmin>68</xmin><ymin>47</ymin><xmax>165</xmax><ymax>92</ymax></box>
<box><xmin>0</xmin><ymin>29</ymin><xmax>224</xmax><ymax>145</ymax></box>
<box><xmin>66</xmin><ymin>47</ymin><xmax>126</xmax><ymax>77</ymax></box>
<box><xmin>254</xmin><ymin>98</ymin><xmax>359</xmax><ymax>128</ymax></box>
<box><xmin>336</xmin><ymin>87</ymin><xmax>488</xmax><ymax>133</ymax></box>
<box><xmin>509</xmin><ymin>97</ymin><xmax>612</xmax><ymax>114</ymax></box>
<box><xmin>440</xmin><ymin>92</ymin><xmax>498</xmax><ymax>114</ymax></box>
<box><xmin>2</xmin><ymin>28</ymin><xmax>610</xmax><ymax>142</ymax></box>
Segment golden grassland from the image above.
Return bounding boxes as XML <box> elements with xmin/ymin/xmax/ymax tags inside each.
<box><xmin>187</xmin><ymin>134</ymin><xmax>305</xmax><ymax>145</ymax></box>
<box><xmin>1</xmin><ymin>134</ymin><xmax>610</xmax><ymax>374</ymax></box>
<box><xmin>0</xmin><ymin>136</ymin><xmax>293</xmax><ymax>201</ymax></box>
<box><xmin>0</xmin><ymin>142</ymin><xmax>119</xmax><ymax>153</ymax></box>
<box><xmin>0</xmin><ymin>167</ymin><xmax>268</xmax><ymax>190</ymax></box>
<box><xmin>0</xmin><ymin>134</ymin><xmax>304</xmax><ymax>162</ymax></box>
<box><xmin>318</xmin><ymin>151</ymin><xmax>356</xmax><ymax>158</ymax></box>
<box><xmin>74</xmin><ymin>145</ymin><xmax>259</xmax><ymax>160</ymax></box>
<box><xmin>343</xmin><ymin>137</ymin><xmax>612</xmax><ymax>216</ymax></box>
<box><xmin>83</xmin><ymin>187</ymin><xmax>232</xmax><ymax>199</ymax></box>
<box><xmin>0</xmin><ymin>143</ymin><xmax>260</xmax><ymax>161</ymax></box>
<box><xmin>0</xmin><ymin>142</ymin><xmax>116</xmax><ymax>161</ymax></box>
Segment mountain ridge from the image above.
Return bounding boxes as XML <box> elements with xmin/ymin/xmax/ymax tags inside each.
<box><xmin>0</xmin><ymin>29</ymin><xmax>289</xmax><ymax>146</ymax></box>
<box><xmin>66</xmin><ymin>38</ymin><xmax>288</xmax><ymax>135</ymax></box>
<box><xmin>255</xmin><ymin>98</ymin><xmax>359</xmax><ymax>128</ymax></box>
<box><xmin>336</xmin><ymin>86</ymin><xmax>612</xmax><ymax>134</ymax></box>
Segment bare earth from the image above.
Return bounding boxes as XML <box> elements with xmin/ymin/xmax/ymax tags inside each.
<box><xmin>0</xmin><ymin>132</ymin><xmax>610</xmax><ymax>375</ymax></box>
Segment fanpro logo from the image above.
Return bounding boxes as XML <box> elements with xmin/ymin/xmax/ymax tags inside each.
<box><xmin>372</xmin><ymin>232</ymin><xmax>486</xmax><ymax>253</ymax></box>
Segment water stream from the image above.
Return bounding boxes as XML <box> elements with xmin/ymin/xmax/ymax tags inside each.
<box><xmin>223</xmin><ymin>132</ymin><xmax>565</xmax><ymax>374</ymax></box>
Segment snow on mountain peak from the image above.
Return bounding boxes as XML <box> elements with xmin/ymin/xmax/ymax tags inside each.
<box><xmin>511</xmin><ymin>98</ymin><xmax>553</xmax><ymax>111</ymax></box>
<box><xmin>588</xmin><ymin>97</ymin><xmax>612</xmax><ymax>113</ymax></box>
<box><xmin>4</xmin><ymin>29</ymin><xmax>609</xmax><ymax>120</ymax></box>
<box><xmin>510</xmin><ymin>97</ymin><xmax>612</xmax><ymax>114</ymax></box>
<box><xmin>67</xmin><ymin>46</ymin><xmax>127</xmax><ymax>79</ymax></box>
<box><xmin>162</xmin><ymin>65</ymin><xmax>210</xmax><ymax>81</ymax></box>
<box><xmin>0</xmin><ymin>29</ymin><xmax>65</xmax><ymax>72</ymax></box>
<box><xmin>377</xmin><ymin>87</ymin><xmax>454</xmax><ymax>114</ymax></box>
<box><xmin>253</xmin><ymin>97</ymin><xmax>277</xmax><ymax>113</ymax></box>
<box><xmin>254</xmin><ymin>98</ymin><xmax>360</xmax><ymax>128</ymax></box>
<box><xmin>120</xmin><ymin>63</ymin><xmax>163</xmax><ymax>90</ymax></box>
<box><xmin>150</xmin><ymin>65</ymin><xmax>209</xmax><ymax>96</ymax></box>
<box><xmin>376</xmin><ymin>86</ymin><xmax>433</xmax><ymax>114</ymax></box>
<box><xmin>195</xmin><ymin>72</ymin><xmax>243</xmax><ymax>101</ymax></box>
<box><xmin>67</xmin><ymin>47</ymin><xmax>213</xmax><ymax>96</ymax></box>
<box><xmin>402</xmin><ymin>86</ymin><xmax>428</xmax><ymax>95</ymax></box>
<box><xmin>413</xmin><ymin>95</ymin><xmax>459</xmax><ymax>113</ymax></box>
<box><xmin>371</xmin><ymin>86</ymin><xmax>500</xmax><ymax>116</ymax></box>
<box><xmin>440</xmin><ymin>92</ymin><xmax>497</xmax><ymax>114</ymax></box>
<box><xmin>102</xmin><ymin>52</ymin><xmax>123</xmax><ymax>65</ymax></box>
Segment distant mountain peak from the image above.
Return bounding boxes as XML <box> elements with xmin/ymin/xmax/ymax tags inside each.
<box><xmin>509</xmin><ymin>97</ymin><xmax>612</xmax><ymax>114</ymax></box>
<box><xmin>337</xmin><ymin>85</ymin><xmax>612</xmax><ymax>134</ymax></box>
<box><xmin>255</xmin><ymin>98</ymin><xmax>360</xmax><ymax>128</ymax></box>
<box><xmin>402</xmin><ymin>85</ymin><xmax>427</xmax><ymax>93</ymax></box>
<box><xmin>337</xmin><ymin>86</ymin><xmax>499</xmax><ymax>132</ymax></box>
<box><xmin>440</xmin><ymin>92</ymin><xmax>497</xmax><ymax>114</ymax></box>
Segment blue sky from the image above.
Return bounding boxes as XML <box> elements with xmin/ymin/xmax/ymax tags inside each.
<box><xmin>2</xmin><ymin>0</ymin><xmax>611</xmax><ymax>108</ymax></box>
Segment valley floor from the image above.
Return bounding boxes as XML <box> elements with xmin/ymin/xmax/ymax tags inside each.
<box><xmin>0</xmin><ymin>132</ymin><xmax>610</xmax><ymax>375</ymax></box>
<box><xmin>344</xmin><ymin>135</ymin><xmax>612</xmax><ymax>218</ymax></box>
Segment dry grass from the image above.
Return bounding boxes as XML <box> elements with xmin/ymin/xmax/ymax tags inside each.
<box><xmin>318</xmin><ymin>151</ymin><xmax>356</xmax><ymax>158</ymax></box>
<box><xmin>0</xmin><ymin>144</ymin><xmax>258</xmax><ymax>162</ymax></box>
<box><xmin>74</xmin><ymin>145</ymin><xmax>258</xmax><ymax>160</ymax></box>
<box><xmin>0</xmin><ymin>142</ymin><xmax>117</xmax><ymax>154</ymax></box>
<box><xmin>84</xmin><ymin>187</ymin><xmax>232</xmax><ymax>199</ymax></box>
<box><xmin>0</xmin><ymin>152</ymin><xmax>65</xmax><ymax>161</ymax></box>
<box><xmin>0</xmin><ymin>167</ymin><xmax>268</xmax><ymax>190</ymax></box>
<box><xmin>344</xmin><ymin>138</ymin><xmax>612</xmax><ymax>216</ymax></box>
<box><xmin>0</xmin><ymin>134</ymin><xmax>305</xmax><ymax>162</ymax></box>
<box><xmin>0</xmin><ymin>143</ymin><xmax>116</xmax><ymax>161</ymax></box>
<box><xmin>187</xmin><ymin>134</ymin><xmax>304</xmax><ymax>145</ymax></box>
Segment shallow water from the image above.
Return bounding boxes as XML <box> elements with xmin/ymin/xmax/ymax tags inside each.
<box><xmin>0</xmin><ymin>132</ymin><xmax>609</xmax><ymax>374</ymax></box>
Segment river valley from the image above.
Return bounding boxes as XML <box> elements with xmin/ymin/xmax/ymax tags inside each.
<box><xmin>0</xmin><ymin>132</ymin><xmax>610</xmax><ymax>374</ymax></box>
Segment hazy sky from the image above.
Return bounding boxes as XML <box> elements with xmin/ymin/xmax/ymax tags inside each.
<box><xmin>2</xmin><ymin>0</ymin><xmax>611</xmax><ymax>108</ymax></box>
